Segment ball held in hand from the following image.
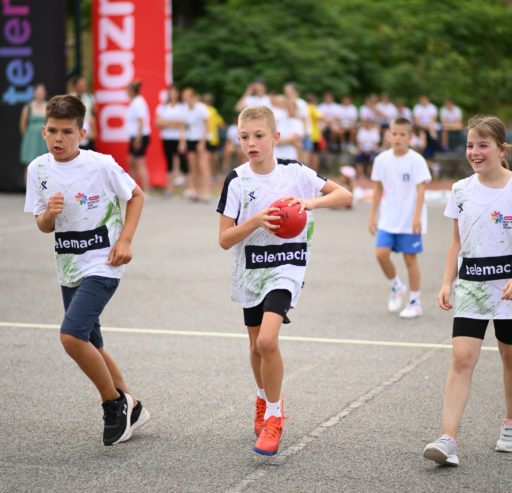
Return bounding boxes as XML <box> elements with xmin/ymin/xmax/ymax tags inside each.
<box><xmin>269</xmin><ymin>199</ymin><xmax>307</xmax><ymax>239</ymax></box>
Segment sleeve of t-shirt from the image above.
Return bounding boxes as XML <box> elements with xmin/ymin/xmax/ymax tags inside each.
<box><xmin>370</xmin><ymin>153</ymin><xmax>383</xmax><ymax>182</ymax></box>
<box><xmin>24</xmin><ymin>159</ymin><xmax>47</xmax><ymax>216</ymax></box>
<box><xmin>103</xmin><ymin>155</ymin><xmax>137</xmax><ymax>203</ymax></box>
<box><xmin>413</xmin><ymin>154</ymin><xmax>432</xmax><ymax>185</ymax></box>
<box><xmin>133</xmin><ymin>98</ymin><xmax>146</xmax><ymax>119</ymax></box>
<box><xmin>300</xmin><ymin>163</ymin><xmax>327</xmax><ymax>196</ymax></box>
<box><xmin>216</xmin><ymin>170</ymin><xmax>241</xmax><ymax>220</ymax></box>
<box><xmin>444</xmin><ymin>185</ymin><xmax>457</xmax><ymax>219</ymax></box>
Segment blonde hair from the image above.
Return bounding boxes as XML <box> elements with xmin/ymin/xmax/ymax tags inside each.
<box><xmin>238</xmin><ymin>105</ymin><xmax>277</xmax><ymax>134</ymax></box>
<box><xmin>467</xmin><ymin>115</ymin><xmax>511</xmax><ymax>169</ymax></box>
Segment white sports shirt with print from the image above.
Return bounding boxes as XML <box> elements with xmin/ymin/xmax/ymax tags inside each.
<box><xmin>371</xmin><ymin>148</ymin><xmax>431</xmax><ymax>234</ymax></box>
<box><xmin>445</xmin><ymin>174</ymin><xmax>512</xmax><ymax>319</ymax></box>
<box><xmin>24</xmin><ymin>150</ymin><xmax>136</xmax><ymax>287</ymax></box>
<box><xmin>216</xmin><ymin>158</ymin><xmax>327</xmax><ymax>308</ymax></box>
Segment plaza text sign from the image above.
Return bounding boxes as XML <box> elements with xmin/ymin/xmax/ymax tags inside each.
<box><xmin>93</xmin><ymin>0</ymin><xmax>171</xmax><ymax>187</ymax></box>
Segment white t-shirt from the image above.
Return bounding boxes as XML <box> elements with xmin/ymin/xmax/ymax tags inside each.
<box><xmin>275</xmin><ymin>117</ymin><xmax>305</xmax><ymax>160</ymax></box>
<box><xmin>440</xmin><ymin>105</ymin><xmax>463</xmax><ymax>124</ymax></box>
<box><xmin>244</xmin><ymin>95</ymin><xmax>272</xmax><ymax>109</ymax></box>
<box><xmin>359</xmin><ymin>105</ymin><xmax>378</xmax><ymax>123</ymax></box>
<box><xmin>371</xmin><ymin>148</ymin><xmax>431</xmax><ymax>234</ymax></box>
<box><xmin>183</xmin><ymin>102</ymin><xmax>209</xmax><ymax>141</ymax></box>
<box><xmin>24</xmin><ymin>150</ymin><xmax>136</xmax><ymax>287</ymax></box>
<box><xmin>126</xmin><ymin>95</ymin><xmax>151</xmax><ymax>137</ymax></box>
<box><xmin>413</xmin><ymin>103</ymin><xmax>438</xmax><ymax>126</ymax></box>
<box><xmin>376</xmin><ymin>102</ymin><xmax>398</xmax><ymax>125</ymax></box>
<box><xmin>227</xmin><ymin>124</ymin><xmax>240</xmax><ymax>146</ymax></box>
<box><xmin>397</xmin><ymin>106</ymin><xmax>413</xmax><ymax>122</ymax></box>
<box><xmin>317</xmin><ymin>102</ymin><xmax>341</xmax><ymax>126</ymax></box>
<box><xmin>156</xmin><ymin>102</ymin><xmax>185</xmax><ymax>140</ymax></box>
<box><xmin>445</xmin><ymin>175</ymin><xmax>512</xmax><ymax>319</ymax></box>
<box><xmin>338</xmin><ymin>104</ymin><xmax>358</xmax><ymax>127</ymax></box>
<box><xmin>357</xmin><ymin>127</ymin><xmax>380</xmax><ymax>152</ymax></box>
<box><xmin>216</xmin><ymin>159</ymin><xmax>326</xmax><ymax>308</ymax></box>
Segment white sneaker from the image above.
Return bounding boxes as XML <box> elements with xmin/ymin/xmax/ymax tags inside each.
<box><xmin>496</xmin><ymin>420</ymin><xmax>512</xmax><ymax>452</ymax></box>
<box><xmin>399</xmin><ymin>299</ymin><xmax>422</xmax><ymax>318</ymax></box>
<box><xmin>423</xmin><ymin>435</ymin><xmax>459</xmax><ymax>466</ymax></box>
<box><xmin>388</xmin><ymin>283</ymin><xmax>406</xmax><ymax>312</ymax></box>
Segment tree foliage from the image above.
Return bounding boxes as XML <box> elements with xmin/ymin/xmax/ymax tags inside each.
<box><xmin>173</xmin><ymin>0</ymin><xmax>512</xmax><ymax>121</ymax></box>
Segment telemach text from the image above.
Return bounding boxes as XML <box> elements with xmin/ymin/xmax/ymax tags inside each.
<box><xmin>460</xmin><ymin>255</ymin><xmax>512</xmax><ymax>282</ymax></box>
<box><xmin>55</xmin><ymin>225</ymin><xmax>110</xmax><ymax>255</ymax></box>
<box><xmin>246</xmin><ymin>243</ymin><xmax>308</xmax><ymax>269</ymax></box>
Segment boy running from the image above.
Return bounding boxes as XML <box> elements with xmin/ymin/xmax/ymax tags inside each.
<box><xmin>368</xmin><ymin>117</ymin><xmax>432</xmax><ymax>318</ymax></box>
<box><xmin>217</xmin><ymin>105</ymin><xmax>352</xmax><ymax>455</ymax></box>
<box><xmin>24</xmin><ymin>95</ymin><xmax>149</xmax><ymax>445</ymax></box>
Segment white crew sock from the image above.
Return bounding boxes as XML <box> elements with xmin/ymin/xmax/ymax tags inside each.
<box><xmin>264</xmin><ymin>400</ymin><xmax>282</xmax><ymax>420</ymax></box>
<box><xmin>257</xmin><ymin>388</ymin><xmax>266</xmax><ymax>401</ymax></box>
<box><xmin>389</xmin><ymin>275</ymin><xmax>402</xmax><ymax>289</ymax></box>
<box><xmin>409</xmin><ymin>290</ymin><xmax>420</xmax><ymax>303</ymax></box>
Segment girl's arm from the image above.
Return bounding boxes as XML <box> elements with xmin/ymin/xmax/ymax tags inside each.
<box><xmin>19</xmin><ymin>105</ymin><xmax>28</xmax><ymax>135</ymax></box>
<box><xmin>438</xmin><ymin>219</ymin><xmax>461</xmax><ymax>310</ymax></box>
<box><xmin>368</xmin><ymin>181</ymin><xmax>383</xmax><ymax>235</ymax></box>
<box><xmin>219</xmin><ymin>207</ymin><xmax>280</xmax><ymax>251</ymax></box>
<box><xmin>412</xmin><ymin>182</ymin><xmax>426</xmax><ymax>235</ymax></box>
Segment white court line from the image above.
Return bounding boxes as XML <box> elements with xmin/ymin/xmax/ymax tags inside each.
<box><xmin>0</xmin><ymin>321</ymin><xmax>499</xmax><ymax>351</ymax></box>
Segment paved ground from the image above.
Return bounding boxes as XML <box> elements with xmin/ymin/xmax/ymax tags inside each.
<box><xmin>1</xmin><ymin>191</ymin><xmax>511</xmax><ymax>493</ymax></box>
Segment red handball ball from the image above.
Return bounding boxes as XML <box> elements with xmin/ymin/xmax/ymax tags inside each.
<box><xmin>269</xmin><ymin>199</ymin><xmax>307</xmax><ymax>239</ymax></box>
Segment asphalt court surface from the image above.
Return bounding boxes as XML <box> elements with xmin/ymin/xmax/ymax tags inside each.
<box><xmin>1</xmin><ymin>191</ymin><xmax>511</xmax><ymax>492</ymax></box>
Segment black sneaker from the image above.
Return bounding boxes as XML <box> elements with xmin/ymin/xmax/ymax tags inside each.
<box><xmin>129</xmin><ymin>401</ymin><xmax>151</xmax><ymax>436</ymax></box>
<box><xmin>102</xmin><ymin>388</ymin><xmax>134</xmax><ymax>446</ymax></box>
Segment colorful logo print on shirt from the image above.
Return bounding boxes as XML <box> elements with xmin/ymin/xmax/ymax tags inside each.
<box><xmin>75</xmin><ymin>192</ymin><xmax>88</xmax><ymax>205</ymax></box>
<box><xmin>491</xmin><ymin>210</ymin><xmax>504</xmax><ymax>224</ymax></box>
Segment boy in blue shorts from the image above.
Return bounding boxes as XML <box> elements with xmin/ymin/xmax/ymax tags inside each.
<box><xmin>217</xmin><ymin>105</ymin><xmax>352</xmax><ymax>456</ymax></box>
<box><xmin>24</xmin><ymin>95</ymin><xmax>149</xmax><ymax>445</ymax></box>
<box><xmin>368</xmin><ymin>117</ymin><xmax>431</xmax><ymax>318</ymax></box>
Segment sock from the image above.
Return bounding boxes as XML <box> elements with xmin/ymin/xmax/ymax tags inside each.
<box><xmin>441</xmin><ymin>433</ymin><xmax>456</xmax><ymax>444</ymax></box>
<box><xmin>264</xmin><ymin>400</ymin><xmax>282</xmax><ymax>420</ymax></box>
<box><xmin>257</xmin><ymin>388</ymin><xmax>266</xmax><ymax>401</ymax></box>
<box><xmin>389</xmin><ymin>276</ymin><xmax>402</xmax><ymax>289</ymax></box>
<box><xmin>409</xmin><ymin>291</ymin><xmax>420</xmax><ymax>303</ymax></box>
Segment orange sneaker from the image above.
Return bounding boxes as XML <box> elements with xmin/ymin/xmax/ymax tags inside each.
<box><xmin>253</xmin><ymin>415</ymin><xmax>284</xmax><ymax>456</ymax></box>
<box><xmin>254</xmin><ymin>397</ymin><xmax>266</xmax><ymax>437</ymax></box>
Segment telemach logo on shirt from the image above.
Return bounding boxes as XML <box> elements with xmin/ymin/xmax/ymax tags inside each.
<box><xmin>460</xmin><ymin>255</ymin><xmax>512</xmax><ymax>282</ymax></box>
<box><xmin>55</xmin><ymin>225</ymin><xmax>110</xmax><ymax>255</ymax></box>
<box><xmin>245</xmin><ymin>243</ymin><xmax>308</xmax><ymax>269</ymax></box>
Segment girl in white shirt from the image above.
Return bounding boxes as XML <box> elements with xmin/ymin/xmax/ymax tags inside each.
<box><xmin>424</xmin><ymin>115</ymin><xmax>512</xmax><ymax>466</ymax></box>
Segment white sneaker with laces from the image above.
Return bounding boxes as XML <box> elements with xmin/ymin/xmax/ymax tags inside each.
<box><xmin>496</xmin><ymin>420</ymin><xmax>512</xmax><ymax>452</ymax></box>
<box><xmin>388</xmin><ymin>284</ymin><xmax>406</xmax><ymax>312</ymax></box>
<box><xmin>399</xmin><ymin>299</ymin><xmax>422</xmax><ymax>318</ymax></box>
<box><xmin>423</xmin><ymin>435</ymin><xmax>459</xmax><ymax>466</ymax></box>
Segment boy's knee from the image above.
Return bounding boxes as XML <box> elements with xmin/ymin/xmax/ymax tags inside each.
<box><xmin>60</xmin><ymin>333</ymin><xmax>83</xmax><ymax>353</ymax></box>
<box><xmin>375</xmin><ymin>248</ymin><xmax>389</xmax><ymax>262</ymax></box>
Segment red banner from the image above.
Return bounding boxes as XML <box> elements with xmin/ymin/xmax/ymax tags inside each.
<box><xmin>92</xmin><ymin>0</ymin><xmax>172</xmax><ymax>187</ymax></box>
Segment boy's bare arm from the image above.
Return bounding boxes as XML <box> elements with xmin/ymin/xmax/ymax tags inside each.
<box><xmin>368</xmin><ymin>181</ymin><xmax>383</xmax><ymax>235</ymax></box>
<box><xmin>283</xmin><ymin>180</ymin><xmax>352</xmax><ymax>212</ymax></box>
<box><xmin>107</xmin><ymin>185</ymin><xmax>144</xmax><ymax>266</ymax></box>
<box><xmin>218</xmin><ymin>208</ymin><xmax>280</xmax><ymax>250</ymax></box>
<box><xmin>35</xmin><ymin>192</ymin><xmax>64</xmax><ymax>233</ymax></box>
<box><xmin>412</xmin><ymin>182</ymin><xmax>426</xmax><ymax>234</ymax></box>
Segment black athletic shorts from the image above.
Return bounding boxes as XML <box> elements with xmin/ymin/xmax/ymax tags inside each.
<box><xmin>129</xmin><ymin>135</ymin><xmax>150</xmax><ymax>157</ymax></box>
<box><xmin>162</xmin><ymin>139</ymin><xmax>188</xmax><ymax>174</ymax></box>
<box><xmin>243</xmin><ymin>289</ymin><xmax>292</xmax><ymax>327</ymax></box>
<box><xmin>453</xmin><ymin>317</ymin><xmax>512</xmax><ymax>344</ymax></box>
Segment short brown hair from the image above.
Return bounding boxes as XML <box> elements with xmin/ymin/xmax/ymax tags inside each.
<box><xmin>46</xmin><ymin>95</ymin><xmax>85</xmax><ymax>129</ymax></box>
<box><xmin>238</xmin><ymin>105</ymin><xmax>277</xmax><ymax>134</ymax></box>
<box><xmin>390</xmin><ymin>117</ymin><xmax>412</xmax><ymax>131</ymax></box>
<box><xmin>467</xmin><ymin>115</ymin><xmax>511</xmax><ymax>169</ymax></box>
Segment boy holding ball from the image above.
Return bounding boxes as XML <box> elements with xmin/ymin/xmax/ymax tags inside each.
<box><xmin>217</xmin><ymin>105</ymin><xmax>352</xmax><ymax>455</ymax></box>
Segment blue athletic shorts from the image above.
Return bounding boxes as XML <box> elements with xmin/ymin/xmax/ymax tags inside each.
<box><xmin>60</xmin><ymin>276</ymin><xmax>120</xmax><ymax>348</ymax></box>
<box><xmin>375</xmin><ymin>229</ymin><xmax>423</xmax><ymax>254</ymax></box>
